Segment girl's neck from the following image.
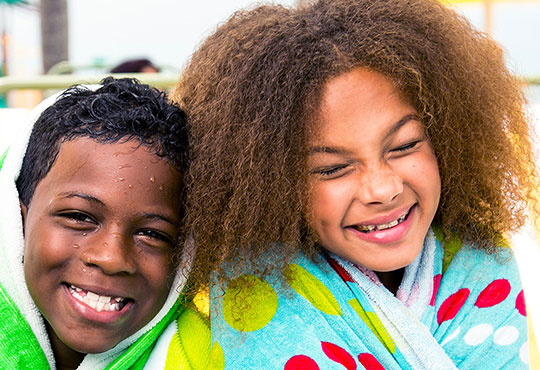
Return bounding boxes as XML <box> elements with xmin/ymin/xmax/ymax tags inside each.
<box><xmin>46</xmin><ymin>322</ymin><xmax>85</xmax><ymax>370</ymax></box>
<box><xmin>375</xmin><ymin>268</ymin><xmax>405</xmax><ymax>295</ymax></box>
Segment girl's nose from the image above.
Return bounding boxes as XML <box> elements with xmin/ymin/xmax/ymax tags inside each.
<box><xmin>357</xmin><ymin>164</ymin><xmax>403</xmax><ymax>205</ymax></box>
<box><xmin>80</xmin><ymin>232</ymin><xmax>136</xmax><ymax>275</ymax></box>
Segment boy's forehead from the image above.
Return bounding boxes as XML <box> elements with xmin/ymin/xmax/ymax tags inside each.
<box><xmin>39</xmin><ymin>138</ymin><xmax>183</xmax><ymax>207</ymax></box>
<box><xmin>53</xmin><ymin>138</ymin><xmax>174</xmax><ymax>174</ymax></box>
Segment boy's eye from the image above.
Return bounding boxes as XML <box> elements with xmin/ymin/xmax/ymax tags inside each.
<box><xmin>136</xmin><ymin>229</ymin><xmax>175</xmax><ymax>248</ymax></box>
<box><xmin>58</xmin><ymin>211</ymin><xmax>96</xmax><ymax>225</ymax></box>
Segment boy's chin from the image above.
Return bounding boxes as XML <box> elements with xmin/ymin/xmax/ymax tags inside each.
<box><xmin>47</xmin><ymin>321</ymin><xmax>131</xmax><ymax>358</ymax></box>
<box><xmin>60</xmin><ymin>333</ymin><xmax>125</xmax><ymax>356</ymax></box>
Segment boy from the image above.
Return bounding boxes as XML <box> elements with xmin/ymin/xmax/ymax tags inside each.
<box><xmin>0</xmin><ymin>77</ymin><xmax>189</xmax><ymax>369</ymax></box>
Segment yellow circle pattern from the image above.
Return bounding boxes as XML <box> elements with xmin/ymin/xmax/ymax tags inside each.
<box><xmin>222</xmin><ymin>274</ymin><xmax>278</xmax><ymax>332</ymax></box>
<box><xmin>284</xmin><ymin>263</ymin><xmax>342</xmax><ymax>316</ymax></box>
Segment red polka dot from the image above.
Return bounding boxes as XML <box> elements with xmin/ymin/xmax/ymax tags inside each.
<box><xmin>321</xmin><ymin>341</ymin><xmax>357</xmax><ymax>370</ymax></box>
<box><xmin>284</xmin><ymin>355</ymin><xmax>320</xmax><ymax>370</ymax></box>
<box><xmin>437</xmin><ymin>288</ymin><xmax>470</xmax><ymax>325</ymax></box>
<box><xmin>474</xmin><ymin>279</ymin><xmax>511</xmax><ymax>308</ymax></box>
<box><xmin>357</xmin><ymin>353</ymin><xmax>386</xmax><ymax>370</ymax></box>
<box><xmin>430</xmin><ymin>274</ymin><xmax>442</xmax><ymax>306</ymax></box>
<box><xmin>516</xmin><ymin>290</ymin><xmax>527</xmax><ymax>316</ymax></box>
<box><xmin>326</xmin><ymin>256</ymin><xmax>354</xmax><ymax>282</ymax></box>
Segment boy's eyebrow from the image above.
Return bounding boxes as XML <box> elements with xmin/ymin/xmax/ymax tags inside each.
<box><xmin>308</xmin><ymin>113</ymin><xmax>421</xmax><ymax>155</ymax></box>
<box><xmin>58</xmin><ymin>192</ymin><xmax>105</xmax><ymax>207</ymax></box>
<box><xmin>143</xmin><ymin>213</ymin><xmax>179</xmax><ymax>226</ymax></box>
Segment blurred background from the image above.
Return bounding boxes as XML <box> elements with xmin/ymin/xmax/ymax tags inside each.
<box><xmin>0</xmin><ymin>0</ymin><xmax>293</xmax><ymax>108</ymax></box>
<box><xmin>1</xmin><ymin>0</ymin><xmax>539</xmax><ymax>108</ymax></box>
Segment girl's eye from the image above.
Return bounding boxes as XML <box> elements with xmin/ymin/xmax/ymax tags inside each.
<box><xmin>312</xmin><ymin>164</ymin><xmax>349</xmax><ymax>177</ymax></box>
<box><xmin>392</xmin><ymin>140</ymin><xmax>422</xmax><ymax>153</ymax></box>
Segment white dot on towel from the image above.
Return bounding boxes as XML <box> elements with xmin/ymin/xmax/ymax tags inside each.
<box><xmin>464</xmin><ymin>324</ymin><xmax>493</xmax><ymax>346</ymax></box>
<box><xmin>520</xmin><ymin>342</ymin><xmax>529</xmax><ymax>364</ymax></box>
<box><xmin>493</xmin><ymin>326</ymin><xmax>519</xmax><ymax>346</ymax></box>
<box><xmin>441</xmin><ymin>327</ymin><xmax>460</xmax><ymax>347</ymax></box>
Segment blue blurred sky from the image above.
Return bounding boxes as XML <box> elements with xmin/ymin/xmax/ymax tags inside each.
<box><xmin>456</xmin><ymin>2</ymin><xmax>540</xmax><ymax>78</ymax></box>
<box><xmin>4</xmin><ymin>1</ymin><xmax>540</xmax><ymax>78</ymax></box>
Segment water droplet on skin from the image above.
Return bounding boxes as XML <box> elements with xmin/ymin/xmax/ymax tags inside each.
<box><xmin>73</xmin><ymin>244</ymin><xmax>80</xmax><ymax>249</ymax></box>
<box><xmin>128</xmin><ymin>184</ymin><xmax>133</xmax><ymax>189</ymax></box>
<box><xmin>103</xmin><ymin>242</ymin><xmax>108</xmax><ymax>247</ymax></box>
<box><xmin>150</xmin><ymin>176</ymin><xmax>155</xmax><ymax>183</ymax></box>
<box><xmin>118</xmin><ymin>177</ymin><xmax>125</xmax><ymax>181</ymax></box>
<box><xmin>82</xmin><ymin>268</ymin><xmax>87</xmax><ymax>273</ymax></box>
<box><xmin>82</xmin><ymin>232</ymin><xmax>87</xmax><ymax>236</ymax></box>
<box><xmin>159</xmin><ymin>185</ymin><xmax>164</xmax><ymax>191</ymax></box>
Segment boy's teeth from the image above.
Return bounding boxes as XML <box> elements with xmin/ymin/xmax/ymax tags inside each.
<box><xmin>98</xmin><ymin>296</ymin><xmax>111</xmax><ymax>303</ymax></box>
<box><xmin>68</xmin><ymin>285</ymin><xmax>125</xmax><ymax>312</ymax></box>
<box><xmin>355</xmin><ymin>213</ymin><xmax>407</xmax><ymax>233</ymax></box>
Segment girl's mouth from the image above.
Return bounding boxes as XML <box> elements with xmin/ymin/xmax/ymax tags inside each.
<box><xmin>352</xmin><ymin>207</ymin><xmax>413</xmax><ymax>233</ymax></box>
<box><xmin>67</xmin><ymin>284</ymin><xmax>130</xmax><ymax>312</ymax></box>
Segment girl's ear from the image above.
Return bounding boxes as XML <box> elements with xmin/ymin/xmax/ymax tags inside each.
<box><xmin>19</xmin><ymin>199</ymin><xmax>27</xmax><ymax>235</ymax></box>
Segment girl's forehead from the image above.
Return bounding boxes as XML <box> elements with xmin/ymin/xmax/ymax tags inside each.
<box><xmin>308</xmin><ymin>68</ymin><xmax>418</xmax><ymax>140</ymax></box>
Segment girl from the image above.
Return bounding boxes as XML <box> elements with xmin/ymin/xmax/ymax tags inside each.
<box><xmin>175</xmin><ymin>0</ymin><xmax>539</xmax><ymax>368</ymax></box>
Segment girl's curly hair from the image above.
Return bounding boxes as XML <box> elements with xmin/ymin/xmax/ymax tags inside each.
<box><xmin>175</xmin><ymin>0</ymin><xmax>539</xmax><ymax>291</ymax></box>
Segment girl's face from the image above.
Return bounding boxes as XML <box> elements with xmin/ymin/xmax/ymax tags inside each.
<box><xmin>307</xmin><ymin>68</ymin><xmax>440</xmax><ymax>272</ymax></box>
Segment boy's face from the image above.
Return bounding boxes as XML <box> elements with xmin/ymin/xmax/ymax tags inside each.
<box><xmin>22</xmin><ymin>138</ymin><xmax>182</xmax><ymax>354</ymax></box>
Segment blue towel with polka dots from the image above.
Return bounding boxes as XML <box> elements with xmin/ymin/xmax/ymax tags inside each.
<box><xmin>209</xmin><ymin>228</ymin><xmax>529</xmax><ymax>369</ymax></box>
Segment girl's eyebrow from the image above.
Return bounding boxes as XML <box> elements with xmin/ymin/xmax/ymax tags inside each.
<box><xmin>308</xmin><ymin>113</ymin><xmax>422</xmax><ymax>156</ymax></box>
<box><xmin>384</xmin><ymin>113</ymin><xmax>422</xmax><ymax>139</ymax></box>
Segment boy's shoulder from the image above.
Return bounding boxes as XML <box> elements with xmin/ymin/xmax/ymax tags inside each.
<box><xmin>0</xmin><ymin>282</ymin><xmax>49</xmax><ymax>368</ymax></box>
<box><xmin>0</xmin><ymin>148</ymin><xmax>8</xmax><ymax>171</ymax></box>
<box><xmin>144</xmin><ymin>293</ymin><xmax>211</xmax><ymax>369</ymax></box>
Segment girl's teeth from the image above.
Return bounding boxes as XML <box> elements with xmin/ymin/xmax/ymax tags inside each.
<box><xmin>68</xmin><ymin>285</ymin><xmax>125</xmax><ymax>312</ymax></box>
<box><xmin>356</xmin><ymin>213</ymin><xmax>407</xmax><ymax>233</ymax></box>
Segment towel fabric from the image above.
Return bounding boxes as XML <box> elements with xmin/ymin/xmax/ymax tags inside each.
<box><xmin>0</xmin><ymin>90</ymin><xmax>191</xmax><ymax>369</ymax></box>
<box><xmin>209</xmin><ymin>228</ymin><xmax>529</xmax><ymax>369</ymax></box>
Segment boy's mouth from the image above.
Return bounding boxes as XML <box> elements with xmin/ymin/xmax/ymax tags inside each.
<box><xmin>67</xmin><ymin>284</ymin><xmax>130</xmax><ymax>312</ymax></box>
<box><xmin>351</xmin><ymin>206</ymin><xmax>413</xmax><ymax>233</ymax></box>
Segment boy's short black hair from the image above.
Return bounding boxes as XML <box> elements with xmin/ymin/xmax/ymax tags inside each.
<box><xmin>17</xmin><ymin>77</ymin><xmax>188</xmax><ymax>206</ymax></box>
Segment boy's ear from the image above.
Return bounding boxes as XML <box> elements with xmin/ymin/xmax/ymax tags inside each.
<box><xmin>19</xmin><ymin>199</ymin><xmax>27</xmax><ymax>234</ymax></box>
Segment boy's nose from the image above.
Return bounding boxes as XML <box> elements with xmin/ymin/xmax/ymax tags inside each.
<box><xmin>357</xmin><ymin>164</ymin><xmax>403</xmax><ymax>205</ymax></box>
<box><xmin>80</xmin><ymin>233</ymin><xmax>136</xmax><ymax>275</ymax></box>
